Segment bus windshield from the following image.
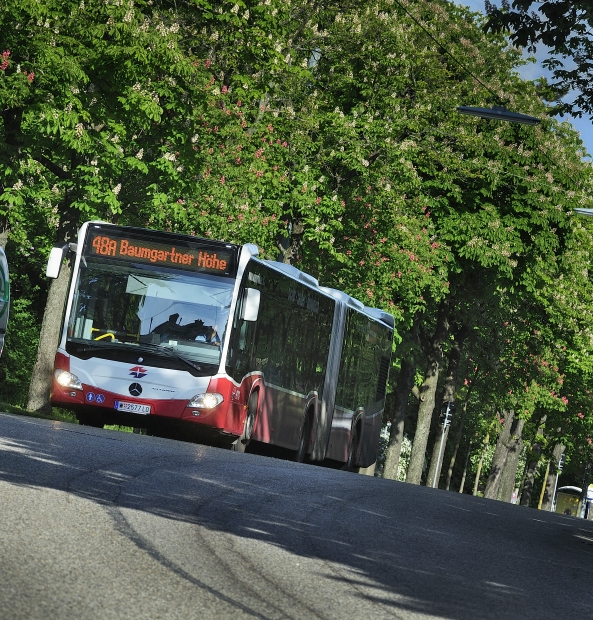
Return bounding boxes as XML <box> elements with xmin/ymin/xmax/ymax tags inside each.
<box><xmin>67</xmin><ymin>258</ymin><xmax>234</xmax><ymax>367</ymax></box>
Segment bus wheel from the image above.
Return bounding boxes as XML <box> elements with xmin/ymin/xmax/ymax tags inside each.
<box><xmin>233</xmin><ymin>391</ymin><xmax>258</xmax><ymax>453</ymax></box>
<box><xmin>344</xmin><ymin>424</ymin><xmax>360</xmax><ymax>473</ymax></box>
<box><xmin>294</xmin><ymin>409</ymin><xmax>313</xmax><ymax>463</ymax></box>
<box><xmin>76</xmin><ymin>412</ymin><xmax>104</xmax><ymax>428</ymax></box>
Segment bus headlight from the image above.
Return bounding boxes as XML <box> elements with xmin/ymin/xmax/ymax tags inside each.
<box><xmin>187</xmin><ymin>393</ymin><xmax>223</xmax><ymax>409</ymax></box>
<box><xmin>54</xmin><ymin>369</ymin><xmax>83</xmax><ymax>391</ymax></box>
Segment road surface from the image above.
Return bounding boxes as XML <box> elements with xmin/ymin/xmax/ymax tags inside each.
<box><xmin>0</xmin><ymin>412</ymin><xmax>592</xmax><ymax>619</ymax></box>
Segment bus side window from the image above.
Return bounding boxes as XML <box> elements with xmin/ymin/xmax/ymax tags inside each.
<box><xmin>238</xmin><ymin>320</ymin><xmax>247</xmax><ymax>351</ymax></box>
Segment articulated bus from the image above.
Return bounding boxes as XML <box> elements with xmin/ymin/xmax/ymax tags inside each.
<box><xmin>48</xmin><ymin>222</ymin><xmax>393</xmax><ymax>469</ymax></box>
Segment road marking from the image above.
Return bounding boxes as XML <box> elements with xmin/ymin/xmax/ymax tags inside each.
<box><xmin>446</xmin><ymin>504</ymin><xmax>470</xmax><ymax>512</ymax></box>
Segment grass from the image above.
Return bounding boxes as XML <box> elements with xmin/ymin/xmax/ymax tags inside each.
<box><xmin>0</xmin><ymin>401</ymin><xmax>134</xmax><ymax>433</ymax></box>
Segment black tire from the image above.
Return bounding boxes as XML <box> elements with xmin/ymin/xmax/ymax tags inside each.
<box><xmin>232</xmin><ymin>391</ymin><xmax>258</xmax><ymax>453</ymax></box>
<box><xmin>344</xmin><ymin>424</ymin><xmax>360</xmax><ymax>473</ymax></box>
<box><xmin>294</xmin><ymin>409</ymin><xmax>313</xmax><ymax>463</ymax></box>
<box><xmin>76</xmin><ymin>412</ymin><xmax>105</xmax><ymax>428</ymax></box>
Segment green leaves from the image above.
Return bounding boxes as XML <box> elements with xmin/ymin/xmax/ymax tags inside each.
<box><xmin>2</xmin><ymin>0</ymin><xmax>593</xmax><ymax>471</ymax></box>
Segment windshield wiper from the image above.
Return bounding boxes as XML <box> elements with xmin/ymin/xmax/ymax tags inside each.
<box><xmin>75</xmin><ymin>340</ymin><xmax>204</xmax><ymax>372</ymax></box>
<box><xmin>76</xmin><ymin>341</ymin><xmax>128</xmax><ymax>353</ymax></box>
<box><xmin>136</xmin><ymin>342</ymin><xmax>204</xmax><ymax>372</ymax></box>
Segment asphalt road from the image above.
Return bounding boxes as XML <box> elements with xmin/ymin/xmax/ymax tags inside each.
<box><xmin>0</xmin><ymin>412</ymin><xmax>592</xmax><ymax>620</ymax></box>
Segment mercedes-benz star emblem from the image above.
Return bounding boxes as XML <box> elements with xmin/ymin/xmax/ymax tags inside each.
<box><xmin>129</xmin><ymin>383</ymin><xmax>143</xmax><ymax>397</ymax></box>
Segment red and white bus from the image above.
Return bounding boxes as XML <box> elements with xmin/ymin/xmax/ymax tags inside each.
<box><xmin>48</xmin><ymin>222</ymin><xmax>393</xmax><ymax>469</ymax></box>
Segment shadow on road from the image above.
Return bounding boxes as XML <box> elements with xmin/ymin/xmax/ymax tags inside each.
<box><xmin>1</xmin><ymin>413</ymin><xmax>593</xmax><ymax>619</ymax></box>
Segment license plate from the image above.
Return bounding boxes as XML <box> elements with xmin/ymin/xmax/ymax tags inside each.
<box><xmin>114</xmin><ymin>400</ymin><xmax>151</xmax><ymax>414</ymax></box>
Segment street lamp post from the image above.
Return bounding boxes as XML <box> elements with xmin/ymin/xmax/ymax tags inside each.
<box><xmin>433</xmin><ymin>401</ymin><xmax>455</xmax><ymax>489</ymax></box>
<box><xmin>457</xmin><ymin>105</ymin><xmax>541</xmax><ymax>126</ymax></box>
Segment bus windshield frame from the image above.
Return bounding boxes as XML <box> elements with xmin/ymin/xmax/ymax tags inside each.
<box><xmin>65</xmin><ymin>226</ymin><xmax>239</xmax><ymax>370</ymax></box>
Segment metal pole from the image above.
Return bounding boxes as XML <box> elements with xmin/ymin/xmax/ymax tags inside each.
<box><xmin>432</xmin><ymin>425</ymin><xmax>446</xmax><ymax>488</ymax></box>
<box><xmin>537</xmin><ymin>459</ymin><xmax>550</xmax><ymax>510</ymax></box>
<box><xmin>579</xmin><ymin>461</ymin><xmax>591</xmax><ymax>518</ymax></box>
<box><xmin>432</xmin><ymin>402</ymin><xmax>449</xmax><ymax>489</ymax></box>
<box><xmin>550</xmin><ymin>472</ymin><xmax>559</xmax><ymax>512</ymax></box>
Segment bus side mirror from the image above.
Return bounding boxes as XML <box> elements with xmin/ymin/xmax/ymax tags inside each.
<box><xmin>46</xmin><ymin>243</ymin><xmax>70</xmax><ymax>279</ymax></box>
<box><xmin>240</xmin><ymin>288</ymin><xmax>260</xmax><ymax>321</ymax></box>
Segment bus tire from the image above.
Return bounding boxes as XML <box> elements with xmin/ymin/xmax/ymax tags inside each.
<box><xmin>76</xmin><ymin>412</ymin><xmax>104</xmax><ymax>428</ymax></box>
<box><xmin>233</xmin><ymin>390</ymin><xmax>258</xmax><ymax>453</ymax></box>
<box><xmin>294</xmin><ymin>408</ymin><xmax>313</xmax><ymax>463</ymax></box>
<box><xmin>344</xmin><ymin>423</ymin><xmax>360</xmax><ymax>473</ymax></box>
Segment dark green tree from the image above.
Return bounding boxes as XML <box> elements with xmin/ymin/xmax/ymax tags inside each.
<box><xmin>484</xmin><ymin>0</ymin><xmax>593</xmax><ymax>116</ymax></box>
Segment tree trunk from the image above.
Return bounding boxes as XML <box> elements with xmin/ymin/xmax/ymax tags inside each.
<box><xmin>446</xmin><ymin>398</ymin><xmax>469</xmax><ymax>490</ymax></box>
<box><xmin>406</xmin><ymin>300</ymin><xmax>450</xmax><ymax>485</ymax></box>
<box><xmin>537</xmin><ymin>459</ymin><xmax>550</xmax><ymax>509</ymax></box>
<box><xmin>405</xmin><ymin>365</ymin><xmax>440</xmax><ymax>485</ymax></box>
<box><xmin>484</xmin><ymin>411</ymin><xmax>517</xmax><ymax>500</ymax></box>
<box><xmin>427</xmin><ymin>424</ymin><xmax>450</xmax><ymax>489</ymax></box>
<box><xmin>519</xmin><ymin>416</ymin><xmax>546</xmax><ymax>507</ymax></box>
<box><xmin>472</xmin><ymin>432</ymin><xmax>490</xmax><ymax>496</ymax></box>
<box><xmin>383</xmin><ymin>358</ymin><xmax>416</xmax><ymax>480</ymax></box>
<box><xmin>426</xmin><ymin>321</ymin><xmax>470</xmax><ymax>488</ymax></box>
<box><xmin>26</xmin><ymin>259</ymin><xmax>72</xmax><ymax>413</ymax></box>
<box><xmin>497</xmin><ymin>418</ymin><xmax>525</xmax><ymax>502</ymax></box>
<box><xmin>519</xmin><ymin>458</ymin><xmax>539</xmax><ymax>506</ymax></box>
<box><xmin>541</xmin><ymin>443</ymin><xmax>565</xmax><ymax>511</ymax></box>
<box><xmin>472</xmin><ymin>432</ymin><xmax>490</xmax><ymax>495</ymax></box>
<box><xmin>459</xmin><ymin>438</ymin><xmax>472</xmax><ymax>493</ymax></box>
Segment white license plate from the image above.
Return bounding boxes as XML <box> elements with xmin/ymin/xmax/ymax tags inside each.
<box><xmin>114</xmin><ymin>400</ymin><xmax>151</xmax><ymax>414</ymax></box>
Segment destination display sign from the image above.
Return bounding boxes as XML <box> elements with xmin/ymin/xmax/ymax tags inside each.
<box><xmin>87</xmin><ymin>230</ymin><xmax>234</xmax><ymax>275</ymax></box>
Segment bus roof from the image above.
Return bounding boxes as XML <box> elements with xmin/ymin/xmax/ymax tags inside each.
<box><xmin>261</xmin><ymin>259</ymin><xmax>394</xmax><ymax>330</ymax></box>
